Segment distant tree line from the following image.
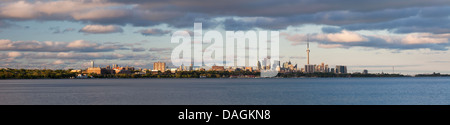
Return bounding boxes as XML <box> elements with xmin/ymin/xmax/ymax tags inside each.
<box><xmin>0</xmin><ymin>68</ymin><xmax>407</xmax><ymax>79</ymax></box>
<box><xmin>0</xmin><ymin>69</ymin><xmax>76</xmax><ymax>79</ymax></box>
<box><xmin>415</xmin><ymin>72</ymin><xmax>450</xmax><ymax>77</ymax></box>
<box><xmin>277</xmin><ymin>72</ymin><xmax>405</xmax><ymax>78</ymax></box>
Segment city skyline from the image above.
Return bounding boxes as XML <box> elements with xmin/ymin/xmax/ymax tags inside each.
<box><xmin>1</xmin><ymin>0</ymin><xmax>450</xmax><ymax>74</ymax></box>
<box><xmin>75</xmin><ymin>59</ymin><xmax>356</xmax><ymax>75</ymax></box>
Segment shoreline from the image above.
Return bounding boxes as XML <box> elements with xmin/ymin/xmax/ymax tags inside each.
<box><xmin>1</xmin><ymin>76</ymin><xmax>449</xmax><ymax>80</ymax></box>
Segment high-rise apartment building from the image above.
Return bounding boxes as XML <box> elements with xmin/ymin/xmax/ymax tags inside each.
<box><xmin>153</xmin><ymin>61</ymin><xmax>166</xmax><ymax>72</ymax></box>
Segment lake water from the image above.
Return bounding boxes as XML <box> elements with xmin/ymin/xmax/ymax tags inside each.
<box><xmin>0</xmin><ymin>77</ymin><xmax>450</xmax><ymax>105</ymax></box>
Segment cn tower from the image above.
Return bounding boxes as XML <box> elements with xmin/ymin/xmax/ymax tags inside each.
<box><xmin>306</xmin><ymin>35</ymin><xmax>310</xmax><ymax>65</ymax></box>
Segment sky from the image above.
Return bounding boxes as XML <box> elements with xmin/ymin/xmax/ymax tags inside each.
<box><xmin>1</xmin><ymin>0</ymin><xmax>450</xmax><ymax>74</ymax></box>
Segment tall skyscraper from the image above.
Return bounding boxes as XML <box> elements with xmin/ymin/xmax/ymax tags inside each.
<box><xmin>306</xmin><ymin>35</ymin><xmax>310</xmax><ymax>65</ymax></box>
<box><xmin>283</xmin><ymin>61</ymin><xmax>290</xmax><ymax>69</ymax></box>
<box><xmin>91</xmin><ymin>60</ymin><xmax>94</xmax><ymax>68</ymax></box>
<box><xmin>315</xmin><ymin>62</ymin><xmax>329</xmax><ymax>72</ymax></box>
<box><xmin>305</xmin><ymin>64</ymin><xmax>315</xmax><ymax>73</ymax></box>
<box><xmin>336</xmin><ymin>65</ymin><xmax>347</xmax><ymax>74</ymax></box>
<box><xmin>257</xmin><ymin>61</ymin><xmax>261</xmax><ymax>70</ymax></box>
<box><xmin>153</xmin><ymin>61</ymin><xmax>166</xmax><ymax>72</ymax></box>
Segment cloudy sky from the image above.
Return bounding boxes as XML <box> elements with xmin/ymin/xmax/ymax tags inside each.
<box><xmin>1</xmin><ymin>0</ymin><xmax>450</xmax><ymax>74</ymax></box>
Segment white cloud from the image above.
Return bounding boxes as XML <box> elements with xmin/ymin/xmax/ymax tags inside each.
<box><xmin>280</xmin><ymin>32</ymin><xmax>306</xmax><ymax>45</ymax></box>
<box><xmin>8</xmin><ymin>51</ymin><xmax>22</xmax><ymax>58</ymax></box>
<box><xmin>318</xmin><ymin>44</ymin><xmax>344</xmax><ymax>48</ymax></box>
<box><xmin>281</xmin><ymin>30</ymin><xmax>368</xmax><ymax>46</ymax></box>
<box><xmin>71</xmin><ymin>9</ymin><xmax>128</xmax><ymax>20</ymax></box>
<box><xmin>315</xmin><ymin>30</ymin><xmax>368</xmax><ymax>43</ymax></box>
<box><xmin>66</xmin><ymin>40</ymin><xmax>98</xmax><ymax>48</ymax></box>
<box><xmin>52</xmin><ymin>60</ymin><xmax>65</xmax><ymax>65</ymax></box>
<box><xmin>0</xmin><ymin>1</ymin><xmax>37</xmax><ymax>19</ymax></box>
<box><xmin>0</xmin><ymin>0</ymin><xmax>120</xmax><ymax>19</ymax></box>
<box><xmin>401</xmin><ymin>33</ymin><xmax>448</xmax><ymax>44</ymax></box>
<box><xmin>79</xmin><ymin>25</ymin><xmax>123</xmax><ymax>34</ymax></box>
<box><xmin>283</xmin><ymin>30</ymin><xmax>367</xmax><ymax>43</ymax></box>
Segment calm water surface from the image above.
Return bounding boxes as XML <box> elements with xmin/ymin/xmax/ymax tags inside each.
<box><xmin>0</xmin><ymin>77</ymin><xmax>449</xmax><ymax>105</ymax></box>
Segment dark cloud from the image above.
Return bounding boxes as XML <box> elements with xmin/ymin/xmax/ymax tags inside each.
<box><xmin>109</xmin><ymin>0</ymin><xmax>450</xmax><ymax>17</ymax></box>
<box><xmin>0</xmin><ymin>0</ymin><xmax>450</xmax><ymax>53</ymax></box>
<box><xmin>393</xmin><ymin>26</ymin><xmax>450</xmax><ymax>34</ymax></box>
<box><xmin>418</xmin><ymin>6</ymin><xmax>450</xmax><ymax>18</ymax></box>
<box><xmin>1</xmin><ymin>0</ymin><xmax>449</xmax><ymax>31</ymax></box>
<box><xmin>49</xmin><ymin>27</ymin><xmax>76</xmax><ymax>34</ymax></box>
<box><xmin>131</xmin><ymin>47</ymin><xmax>146</xmax><ymax>52</ymax></box>
<box><xmin>321</xmin><ymin>27</ymin><xmax>343</xmax><ymax>33</ymax></box>
<box><xmin>336</xmin><ymin>36</ymin><xmax>449</xmax><ymax>51</ymax></box>
<box><xmin>148</xmin><ymin>48</ymin><xmax>172</xmax><ymax>52</ymax></box>
<box><xmin>101</xmin><ymin>0</ymin><xmax>449</xmax><ymax>31</ymax></box>
<box><xmin>62</xmin><ymin>28</ymin><xmax>76</xmax><ymax>33</ymax></box>
<box><xmin>135</xmin><ymin>28</ymin><xmax>171</xmax><ymax>36</ymax></box>
<box><xmin>220</xmin><ymin>7</ymin><xmax>422</xmax><ymax>30</ymax></box>
<box><xmin>342</xmin><ymin>16</ymin><xmax>450</xmax><ymax>34</ymax></box>
<box><xmin>336</xmin><ymin>6</ymin><xmax>450</xmax><ymax>34</ymax></box>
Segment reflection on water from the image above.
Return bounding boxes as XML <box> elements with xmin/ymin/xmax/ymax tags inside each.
<box><xmin>0</xmin><ymin>78</ymin><xmax>449</xmax><ymax>105</ymax></box>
